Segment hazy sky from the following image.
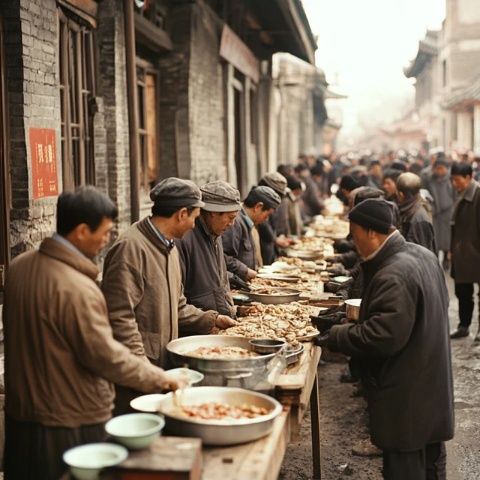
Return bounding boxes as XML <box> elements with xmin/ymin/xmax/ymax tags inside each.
<box><xmin>302</xmin><ymin>0</ymin><xmax>446</xmax><ymax>141</ymax></box>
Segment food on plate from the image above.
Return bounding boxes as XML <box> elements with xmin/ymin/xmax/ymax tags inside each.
<box><xmin>220</xmin><ymin>302</ymin><xmax>319</xmax><ymax>345</ymax></box>
<box><xmin>186</xmin><ymin>346</ymin><xmax>259</xmax><ymax>359</ymax></box>
<box><xmin>180</xmin><ymin>402</ymin><xmax>270</xmax><ymax>420</ymax></box>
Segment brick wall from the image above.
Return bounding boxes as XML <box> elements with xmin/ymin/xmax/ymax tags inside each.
<box><xmin>3</xmin><ymin>0</ymin><xmax>60</xmax><ymax>258</ymax></box>
<box><xmin>157</xmin><ymin>1</ymin><xmax>227</xmax><ymax>186</ymax></box>
<box><xmin>188</xmin><ymin>2</ymin><xmax>227</xmax><ymax>184</ymax></box>
<box><xmin>157</xmin><ymin>3</ymin><xmax>193</xmax><ymax>180</ymax></box>
<box><xmin>97</xmin><ymin>0</ymin><xmax>132</xmax><ymax>231</ymax></box>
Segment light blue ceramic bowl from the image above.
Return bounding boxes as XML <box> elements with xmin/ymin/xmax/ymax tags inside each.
<box><xmin>105</xmin><ymin>413</ymin><xmax>165</xmax><ymax>450</ymax></box>
<box><xmin>63</xmin><ymin>442</ymin><xmax>128</xmax><ymax>480</ymax></box>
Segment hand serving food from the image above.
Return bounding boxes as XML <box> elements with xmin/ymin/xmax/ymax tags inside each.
<box><xmin>215</xmin><ymin>314</ymin><xmax>238</xmax><ymax>329</ymax></box>
<box><xmin>160</xmin><ymin>372</ymin><xmax>190</xmax><ymax>392</ymax></box>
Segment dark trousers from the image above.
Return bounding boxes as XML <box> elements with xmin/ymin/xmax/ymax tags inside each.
<box><xmin>4</xmin><ymin>414</ymin><xmax>106</xmax><ymax>480</ymax></box>
<box><xmin>454</xmin><ymin>282</ymin><xmax>479</xmax><ymax>328</ymax></box>
<box><xmin>383</xmin><ymin>442</ymin><xmax>446</xmax><ymax>480</ymax></box>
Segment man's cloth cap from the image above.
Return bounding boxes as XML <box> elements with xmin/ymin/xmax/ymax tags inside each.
<box><xmin>200</xmin><ymin>181</ymin><xmax>242</xmax><ymax>212</ymax></box>
<box><xmin>150</xmin><ymin>177</ymin><xmax>204</xmax><ymax>208</ymax></box>
<box><xmin>348</xmin><ymin>198</ymin><xmax>393</xmax><ymax>234</ymax></box>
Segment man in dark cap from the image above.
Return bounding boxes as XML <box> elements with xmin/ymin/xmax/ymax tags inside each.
<box><xmin>258</xmin><ymin>172</ymin><xmax>293</xmax><ymax>264</ymax></box>
<box><xmin>222</xmin><ymin>186</ymin><xmax>281</xmax><ymax>281</ymax></box>
<box><xmin>315</xmin><ymin>198</ymin><xmax>454</xmax><ymax>480</ymax></box>
<box><xmin>102</xmin><ymin>178</ymin><xmax>229</xmax><ymax>413</ymax></box>
<box><xmin>176</xmin><ymin>180</ymin><xmax>242</xmax><ymax>318</ymax></box>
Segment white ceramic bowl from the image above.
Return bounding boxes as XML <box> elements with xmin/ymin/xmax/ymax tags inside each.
<box><xmin>130</xmin><ymin>393</ymin><xmax>166</xmax><ymax>413</ymax></box>
<box><xmin>166</xmin><ymin>367</ymin><xmax>204</xmax><ymax>385</ymax></box>
<box><xmin>105</xmin><ymin>413</ymin><xmax>165</xmax><ymax>450</ymax></box>
<box><xmin>63</xmin><ymin>442</ymin><xmax>128</xmax><ymax>480</ymax></box>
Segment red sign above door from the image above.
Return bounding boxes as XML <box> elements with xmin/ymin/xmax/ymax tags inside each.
<box><xmin>29</xmin><ymin>128</ymin><xmax>58</xmax><ymax>200</ymax></box>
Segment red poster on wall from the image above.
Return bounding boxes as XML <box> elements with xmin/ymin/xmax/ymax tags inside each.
<box><xmin>29</xmin><ymin>128</ymin><xmax>58</xmax><ymax>199</ymax></box>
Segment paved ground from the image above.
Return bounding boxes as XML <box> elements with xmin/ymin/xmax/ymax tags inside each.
<box><xmin>280</xmin><ymin>276</ymin><xmax>480</xmax><ymax>480</ymax></box>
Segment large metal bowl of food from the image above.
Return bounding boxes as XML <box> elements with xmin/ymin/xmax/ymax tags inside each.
<box><xmin>242</xmin><ymin>288</ymin><xmax>301</xmax><ymax>304</ymax></box>
<box><xmin>166</xmin><ymin>335</ymin><xmax>281</xmax><ymax>393</ymax></box>
<box><xmin>284</xmin><ymin>248</ymin><xmax>323</xmax><ymax>261</ymax></box>
<box><xmin>157</xmin><ymin>387</ymin><xmax>283</xmax><ymax>445</ymax></box>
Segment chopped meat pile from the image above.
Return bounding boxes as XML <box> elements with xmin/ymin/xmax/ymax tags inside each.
<box><xmin>181</xmin><ymin>402</ymin><xmax>270</xmax><ymax>420</ymax></box>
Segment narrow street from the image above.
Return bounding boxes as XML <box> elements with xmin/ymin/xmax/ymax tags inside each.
<box><xmin>280</xmin><ymin>276</ymin><xmax>480</xmax><ymax>480</ymax></box>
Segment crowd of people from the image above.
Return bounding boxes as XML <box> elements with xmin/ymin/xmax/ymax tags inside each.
<box><xmin>2</xmin><ymin>146</ymin><xmax>479</xmax><ymax>479</ymax></box>
<box><xmin>276</xmin><ymin>149</ymin><xmax>480</xmax><ymax>342</ymax></box>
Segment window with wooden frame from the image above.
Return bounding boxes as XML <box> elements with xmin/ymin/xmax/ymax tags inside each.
<box><xmin>58</xmin><ymin>7</ymin><xmax>96</xmax><ymax>190</ymax></box>
<box><xmin>136</xmin><ymin>59</ymin><xmax>159</xmax><ymax>193</ymax></box>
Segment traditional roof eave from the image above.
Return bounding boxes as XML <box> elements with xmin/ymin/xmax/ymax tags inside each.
<box><xmin>404</xmin><ymin>31</ymin><xmax>439</xmax><ymax>78</ymax></box>
<box><xmin>443</xmin><ymin>74</ymin><xmax>480</xmax><ymax>109</ymax></box>
<box><xmin>256</xmin><ymin>0</ymin><xmax>317</xmax><ymax>64</ymax></box>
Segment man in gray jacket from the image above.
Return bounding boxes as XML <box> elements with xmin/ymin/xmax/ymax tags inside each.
<box><xmin>316</xmin><ymin>198</ymin><xmax>454</xmax><ymax>480</ymax></box>
<box><xmin>177</xmin><ymin>180</ymin><xmax>242</xmax><ymax>317</ymax></box>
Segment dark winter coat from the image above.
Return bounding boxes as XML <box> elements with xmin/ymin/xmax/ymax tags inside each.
<box><xmin>328</xmin><ymin>232</ymin><xmax>454</xmax><ymax>451</ymax></box>
<box><xmin>176</xmin><ymin>217</ymin><xmax>234</xmax><ymax>317</ymax></box>
<box><xmin>423</xmin><ymin>173</ymin><xmax>455</xmax><ymax>251</ymax></box>
<box><xmin>398</xmin><ymin>197</ymin><xmax>437</xmax><ymax>253</ymax></box>
<box><xmin>451</xmin><ymin>180</ymin><xmax>480</xmax><ymax>283</ymax></box>
<box><xmin>222</xmin><ymin>209</ymin><xmax>256</xmax><ymax>280</ymax></box>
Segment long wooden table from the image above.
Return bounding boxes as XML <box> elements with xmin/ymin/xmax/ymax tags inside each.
<box><xmin>202</xmin><ymin>343</ymin><xmax>322</xmax><ymax>480</ymax></box>
<box><xmin>62</xmin><ymin>345</ymin><xmax>322</xmax><ymax>480</ymax></box>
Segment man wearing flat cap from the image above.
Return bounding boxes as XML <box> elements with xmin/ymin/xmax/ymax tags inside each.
<box><xmin>222</xmin><ymin>186</ymin><xmax>281</xmax><ymax>281</ymax></box>
<box><xmin>315</xmin><ymin>198</ymin><xmax>454</xmax><ymax>479</ymax></box>
<box><xmin>176</xmin><ymin>181</ymin><xmax>242</xmax><ymax>319</ymax></box>
<box><xmin>257</xmin><ymin>172</ymin><xmax>294</xmax><ymax>265</ymax></box>
<box><xmin>102</xmin><ymin>178</ymin><xmax>228</xmax><ymax>413</ymax></box>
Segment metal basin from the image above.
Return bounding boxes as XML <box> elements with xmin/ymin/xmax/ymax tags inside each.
<box><xmin>167</xmin><ymin>335</ymin><xmax>278</xmax><ymax>392</ymax></box>
<box><xmin>167</xmin><ymin>336</ymin><xmax>281</xmax><ymax>393</ymax></box>
<box><xmin>241</xmin><ymin>288</ymin><xmax>301</xmax><ymax>304</ymax></box>
<box><xmin>158</xmin><ymin>387</ymin><xmax>283</xmax><ymax>446</ymax></box>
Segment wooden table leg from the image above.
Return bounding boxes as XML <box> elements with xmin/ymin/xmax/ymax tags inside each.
<box><xmin>310</xmin><ymin>371</ymin><xmax>322</xmax><ymax>480</ymax></box>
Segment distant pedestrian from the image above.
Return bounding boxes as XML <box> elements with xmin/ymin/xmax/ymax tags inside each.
<box><xmin>449</xmin><ymin>162</ymin><xmax>480</xmax><ymax>341</ymax></box>
<box><xmin>396</xmin><ymin>172</ymin><xmax>436</xmax><ymax>253</ymax></box>
<box><xmin>423</xmin><ymin>158</ymin><xmax>455</xmax><ymax>268</ymax></box>
<box><xmin>382</xmin><ymin>169</ymin><xmax>402</xmax><ymax>202</ymax></box>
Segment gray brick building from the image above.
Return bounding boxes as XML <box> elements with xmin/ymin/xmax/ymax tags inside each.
<box><xmin>0</xmin><ymin>0</ymin><xmax>318</xmax><ymax>293</ymax></box>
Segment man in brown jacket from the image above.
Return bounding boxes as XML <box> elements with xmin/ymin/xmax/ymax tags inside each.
<box><xmin>449</xmin><ymin>162</ymin><xmax>480</xmax><ymax>341</ymax></box>
<box><xmin>3</xmin><ymin>187</ymin><xmax>181</xmax><ymax>480</ymax></box>
<box><xmin>102</xmin><ymin>178</ymin><xmax>235</xmax><ymax>413</ymax></box>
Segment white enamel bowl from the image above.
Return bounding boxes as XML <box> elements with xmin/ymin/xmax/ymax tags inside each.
<box><xmin>63</xmin><ymin>442</ymin><xmax>128</xmax><ymax>480</ymax></box>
